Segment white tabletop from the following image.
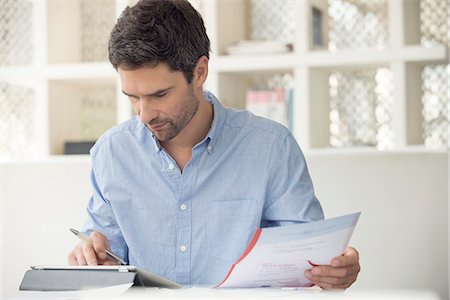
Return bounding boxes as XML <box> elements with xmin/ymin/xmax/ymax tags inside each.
<box><xmin>14</xmin><ymin>286</ymin><xmax>442</xmax><ymax>300</ymax></box>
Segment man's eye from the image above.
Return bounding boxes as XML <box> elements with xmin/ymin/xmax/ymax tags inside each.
<box><xmin>155</xmin><ymin>92</ymin><xmax>167</xmax><ymax>98</ymax></box>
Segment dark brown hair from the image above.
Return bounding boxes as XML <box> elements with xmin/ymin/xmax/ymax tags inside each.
<box><xmin>109</xmin><ymin>0</ymin><xmax>210</xmax><ymax>83</ymax></box>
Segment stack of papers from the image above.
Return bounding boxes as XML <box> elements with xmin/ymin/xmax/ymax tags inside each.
<box><xmin>216</xmin><ymin>212</ymin><xmax>360</xmax><ymax>288</ymax></box>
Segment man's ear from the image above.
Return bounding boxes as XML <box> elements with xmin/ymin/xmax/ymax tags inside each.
<box><xmin>193</xmin><ymin>56</ymin><xmax>209</xmax><ymax>88</ymax></box>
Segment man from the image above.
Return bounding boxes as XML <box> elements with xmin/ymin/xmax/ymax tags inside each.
<box><xmin>68</xmin><ymin>0</ymin><xmax>360</xmax><ymax>289</ymax></box>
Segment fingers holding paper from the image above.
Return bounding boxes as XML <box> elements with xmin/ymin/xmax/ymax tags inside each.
<box><xmin>304</xmin><ymin>247</ymin><xmax>360</xmax><ymax>289</ymax></box>
<box><xmin>68</xmin><ymin>231</ymin><xmax>118</xmax><ymax>266</ymax></box>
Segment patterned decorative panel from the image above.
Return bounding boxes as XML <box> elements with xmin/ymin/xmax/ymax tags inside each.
<box><xmin>422</xmin><ymin>64</ymin><xmax>449</xmax><ymax>148</ymax></box>
<box><xmin>248</xmin><ymin>0</ymin><xmax>295</xmax><ymax>44</ymax></box>
<box><xmin>0</xmin><ymin>0</ymin><xmax>34</xmax><ymax>65</ymax></box>
<box><xmin>80</xmin><ymin>0</ymin><xmax>116</xmax><ymax>62</ymax></box>
<box><xmin>421</xmin><ymin>0</ymin><xmax>449</xmax><ymax>148</ymax></box>
<box><xmin>328</xmin><ymin>0</ymin><xmax>388</xmax><ymax>51</ymax></box>
<box><xmin>0</xmin><ymin>83</ymin><xmax>37</xmax><ymax>158</ymax></box>
<box><xmin>248</xmin><ymin>73</ymin><xmax>294</xmax><ymax>90</ymax></box>
<box><xmin>329</xmin><ymin>68</ymin><xmax>394</xmax><ymax>149</ymax></box>
<box><xmin>421</xmin><ymin>0</ymin><xmax>449</xmax><ymax>48</ymax></box>
<box><xmin>80</xmin><ymin>85</ymin><xmax>117</xmax><ymax>140</ymax></box>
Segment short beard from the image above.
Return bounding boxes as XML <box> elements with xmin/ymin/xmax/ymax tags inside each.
<box><xmin>152</xmin><ymin>85</ymin><xmax>199</xmax><ymax>142</ymax></box>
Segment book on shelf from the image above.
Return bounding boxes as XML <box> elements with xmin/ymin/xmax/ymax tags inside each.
<box><xmin>245</xmin><ymin>88</ymin><xmax>293</xmax><ymax>130</ymax></box>
<box><xmin>312</xmin><ymin>6</ymin><xmax>325</xmax><ymax>49</ymax></box>
<box><xmin>64</xmin><ymin>141</ymin><xmax>96</xmax><ymax>155</ymax></box>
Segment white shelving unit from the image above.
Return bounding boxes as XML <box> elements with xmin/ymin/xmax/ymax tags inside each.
<box><xmin>2</xmin><ymin>0</ymin><xmax>125</xmax><ymax>156</ymax></box>
<box><xmin>1</xmin><ymin>0</ymin><xmax>448</xmax><ymax>157</ymax></box>
<box><xmin>201</xmin><ymin>0</ymin><xmax>448</xmax><ymax>150</ymax></box>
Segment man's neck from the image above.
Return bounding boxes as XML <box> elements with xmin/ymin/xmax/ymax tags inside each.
<box><xmin>160</xmin><ymin>93</ymin><xmax>213</xmax><ymax>152</ymax></box>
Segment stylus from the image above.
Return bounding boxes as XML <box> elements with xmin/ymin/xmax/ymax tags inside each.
<box><xmin>69</xmin><ymin>228</ymin><xmax>127</xmax><ymax>265</ymax></box>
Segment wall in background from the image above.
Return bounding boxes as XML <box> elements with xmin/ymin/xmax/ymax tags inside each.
<box><xmin>306</xmin><ymin>150</ymin><xmax>448</xmax><ymax>299</ymax></box>
<box><xmin>1</xmin><ymin>151</ymin><xmax>447</xmax><ymax>299</ymax></box>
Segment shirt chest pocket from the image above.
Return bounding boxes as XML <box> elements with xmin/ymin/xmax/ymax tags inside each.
<box><xmin>206</xmin><ymin>198</ymin><xmax>260</xmax><ymax>263</ymax></box>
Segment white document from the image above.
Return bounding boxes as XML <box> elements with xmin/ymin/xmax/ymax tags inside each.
<box><xmin>216</xmin><ymin>212</ymin><xmax>360</xmax><ymax>288</ymax></box>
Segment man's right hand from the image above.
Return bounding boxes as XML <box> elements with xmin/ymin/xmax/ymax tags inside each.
<box><xmin>68</xmin><ymin>231</ymin><xmax>117</xmax><ymax>266</ymax></box>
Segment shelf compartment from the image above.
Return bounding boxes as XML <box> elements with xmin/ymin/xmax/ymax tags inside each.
<box><xmin>48</xmin><ymin>80</ymin><xmax>117</xmax><ymax>155</ymax></box>
<box><xmin>0</xmin><ymin>82</ymin><xmax>38</xmax><ymax>158</ymax></box>
<box><xmin>217</xmin><ymin>72</ymin><xmax>294</xmax><ymax>130</ymax></box>
<box><xmin>421</xmin><ymin>64</ymin><xmax>449</xmax><ymax>148</ymax></box>
<box><xmin>327</xmin><ymin>0</ymin><xmax>389</xmax><ymax>52</ymax></box>
<box><xmin>206</xmin><ymin>0</ymin><xmax>297</xmax><ymax>55</ymax></box>
<box><xmin>47</xmin><ymin>0</ymin><xmax>116</xmax><ymax>64</ymax></box>
<box><xmin>328</xmin><ymin>67</ymin><xmax>394</xmax><ymax>149</ymax></box>
<box><xmin>0</xmin><ymin>0</ymin><xmax>34</xmax><ymax>66</ymax></box>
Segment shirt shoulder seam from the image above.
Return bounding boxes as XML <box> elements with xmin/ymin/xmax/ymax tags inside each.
<box><xmin>91</xmin><ymin>125</ymin><xmax>139</xmax><ymax>159</ymax></box>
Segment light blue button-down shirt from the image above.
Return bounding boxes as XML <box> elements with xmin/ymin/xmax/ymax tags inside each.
<box><xmin>82</xmin><ymin>91</ymin><xmax>324</xmax><ymax>285</ymax></box>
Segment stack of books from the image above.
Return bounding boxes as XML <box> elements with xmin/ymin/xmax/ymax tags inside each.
<box><xmin>245</xmin><ymin>88</ymin><xmax>293</xmax><ymax>130</ymax></box>
<box><xmin>226</xmin><ymin>40</ymin><xmax>292</xmax><ymax>55</ymax></box>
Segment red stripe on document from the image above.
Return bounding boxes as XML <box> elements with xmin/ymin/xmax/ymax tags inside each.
<box><xmin>308</xmin><ymin>260</ymin><xmax>319</xmax><ymax>267</ymax></box>
<box><xmin>214</xmin><ymin>228</ymin><xmax>263</xmax><ymax>288</ymax></box>
<box><xmin>306</xmin><ymin>260</ymin><xmax>319</xmax><ymax>287</ymax></box>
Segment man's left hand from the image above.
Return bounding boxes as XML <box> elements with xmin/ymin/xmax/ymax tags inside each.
<box><xmin>304</xmin><ymin>247</ymin><xmax>360</xmax><ymax>289</ymax></box>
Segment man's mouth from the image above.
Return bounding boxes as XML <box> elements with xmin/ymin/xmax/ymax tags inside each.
<box><xmin>150</xmin><ymin>122</ymin><xmax>167</xmax><ymax>131</ymax></box>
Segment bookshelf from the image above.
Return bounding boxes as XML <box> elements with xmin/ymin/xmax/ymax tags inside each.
<box><xmin>1</xmin><ymin>0</ymin><xmax>125</xmax><ymax>157</ymax></box>
<box><xmin>202</xmin><ymin>0</ymin><xmax>448</xmax><ymax>150</ymax></box>
<box><xmin>1</xmin><ymin>0</ymin><xmax>448</xmax><ymax>158</ymax></box>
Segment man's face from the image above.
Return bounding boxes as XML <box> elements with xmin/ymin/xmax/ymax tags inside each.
<box><xmin>119</xmin><ymin>64</ymin><xmax>199</xmax><ymax>142</ymax></box>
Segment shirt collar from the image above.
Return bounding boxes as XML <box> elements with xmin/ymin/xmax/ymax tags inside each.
<box><xmin>139</xmin><ymin>90</ymin><xmax>226</xmax><ymax>155</ymax></box>
<box><xmin>135</xmin><ymin>116</ymin><xmax>162</xmax><ymax>154</ymax></box>
<box><xmin>203</xmin><ymin>90</ymin><xmax>225</xmax><ymax>154</ymax></box>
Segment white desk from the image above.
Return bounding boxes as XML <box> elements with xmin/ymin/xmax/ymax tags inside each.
<box><xmin>14</xmin><ymin>286</ymin><xmax>442</xmax><ymax>300</ymax></box>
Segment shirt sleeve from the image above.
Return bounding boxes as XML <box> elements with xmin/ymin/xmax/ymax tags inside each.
<box><xmin>80</xmin><ymin>158</ymin><xmax>129</xmax><ymax>262</ymax></box>
<box><xmin>262</xmin><ymin>131</ymin><xmax>324</xmax><ymax>227</ymax></box>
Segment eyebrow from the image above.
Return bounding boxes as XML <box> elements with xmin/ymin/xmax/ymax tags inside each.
<box><xmin>122</xmin><ymin>86</ymin><xmax>174</xmax><ymax>98</ymax></box>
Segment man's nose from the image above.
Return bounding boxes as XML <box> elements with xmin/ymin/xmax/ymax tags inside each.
<box><xmin>138</xmin><ymin>100</ymin><xmax>158</xmax><ymax>124</ymax></box>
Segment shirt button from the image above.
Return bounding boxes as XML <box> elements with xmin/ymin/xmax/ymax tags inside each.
<box><xmin>168</xmin><ymin>164</ymin><xmax>175</xmax><ymax>170</ymax></box>
<box><xmin>180</xmin><ymin>245</ymin><xmax>187</xmax><ymax>252</ymax></box>
<box><xmin>180</xmin><ymin>203</ymin><xmax>187</xmax><ymax>211</ymax></box>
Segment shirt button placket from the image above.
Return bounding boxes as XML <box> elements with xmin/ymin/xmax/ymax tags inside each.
<box><xmin>177</xmin><ymin>172</ymin><xmax>191</xmax><ymax>284</ymax></box>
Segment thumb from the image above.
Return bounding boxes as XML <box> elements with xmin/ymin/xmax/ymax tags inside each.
<box><xmin>90</xmin><ymin>231</ymin><xmax>109</xmax><ymax>259</ymax></box>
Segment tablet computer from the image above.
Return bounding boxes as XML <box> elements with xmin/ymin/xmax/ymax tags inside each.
<box><xmin>26</xmin><ymin>265</ymin><xmax>182</xmax><ymax>290</ymax></box>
